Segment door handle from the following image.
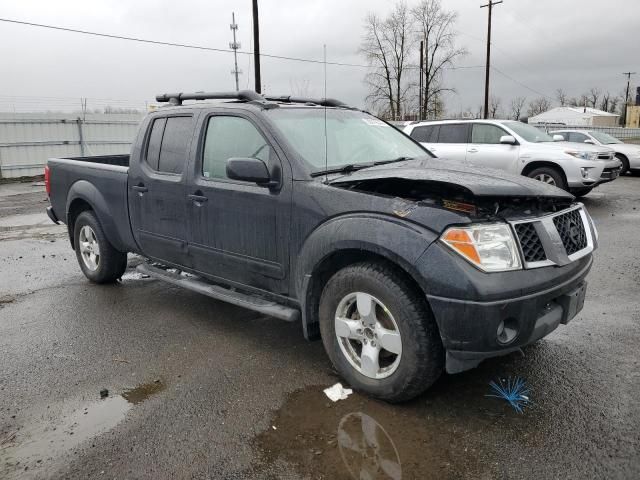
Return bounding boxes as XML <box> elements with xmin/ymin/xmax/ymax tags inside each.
<box><xmin>188</xmin><ymin>194</ymin><xmax>208</xmax><ymax>203</ymax></box>
<box><xmin>132</xmin><ymin>185</ymin><xmax>148</xmax><ymax>193</ymax></box>
<box><xmin>468</xmin><ymin>148</ymin><xmax>478</xmax><ymax>153</ymax></box>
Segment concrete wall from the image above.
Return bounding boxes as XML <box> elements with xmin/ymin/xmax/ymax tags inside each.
<box><xmin>0</xmin><ymin>113</ymin><xmax>143</xmax><ymax>178</ymax></box>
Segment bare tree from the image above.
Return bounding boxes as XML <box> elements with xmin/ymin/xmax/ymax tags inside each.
<box><xmin>510</xmin><ymin>96</ymin><xmax>526</xmax><ymax>120</ymax></box>
<box><xmin>412</xmin><ymin>0</ymin><xmax>466</xmax><ymax>119</ymax></box>
<box><xmin>527</xmin><ymin>97</ymin><xmax>551</xmax><ymax>117</ymax></box>
<box><xmin>489</xmin><ymin>96</ymin><xmax>501</xmax><ymax>118</ymax></box>
<box><xmin>555</xmin><ymin>88</ymin><xmax>568</xmax><ymax>106</ymax></box>
<box><xmin>588</xmin><ymin>87</ymin><xmax>601</xmax><ymax>108</ymax></box>
<box><xmin>360</xmin><ymin>3</ymin><xmax>413</xmax><ymax>120</ymax></box>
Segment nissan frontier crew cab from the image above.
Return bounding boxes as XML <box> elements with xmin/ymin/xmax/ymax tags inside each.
<box><xmin>45</xmin><ymin>91</ymin><xmax>597</xmax><ymax>402</ymax></box>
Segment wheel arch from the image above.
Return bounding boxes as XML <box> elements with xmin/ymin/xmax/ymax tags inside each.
<box><xmin>294</xmin><ymin>215</ymin><xmax>438</xmax><ymax>340</ymax></box>
<box><xmin>521</xmin><ymin>161</ymin><xmax>568</xmax><ymax>186</ymax></box>
<box><xmin>65</xmin><ymin>180</ymin><xmax>126</xmax><ymax>251</ymax></box>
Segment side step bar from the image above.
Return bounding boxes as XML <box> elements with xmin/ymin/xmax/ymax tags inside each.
<box><xmin>137</xmin><ymin>263</ymin><xmax>300</xmax><ymax>323</ymax></box>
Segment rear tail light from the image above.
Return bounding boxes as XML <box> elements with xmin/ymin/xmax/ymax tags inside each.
<box><xmin>44</xmin><ymin>165</ymin><xmax>51</xmax><ymax>196</ymax></box>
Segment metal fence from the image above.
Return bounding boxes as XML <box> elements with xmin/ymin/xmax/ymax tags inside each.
<box><xmin>0</xmin><ymin>113</ymin><xmax>143</xmax><ymax>178</ymax></box>
<box><xmin>533</xmin><ymin>124</ymin><xmax>640</xmax><ymax>141</ymax></box>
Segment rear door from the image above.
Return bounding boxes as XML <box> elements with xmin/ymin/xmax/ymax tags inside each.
<box><xmin>430</xmin><ymin>123</ymin><xmax>470</xmax><ymax>162</ymax></box>
<box><xmin>128</xmin><ymin>114</ymin><xmax>195</xmax><ymax>267</ymax></box>
<box><xmin>408</xmin><ymin>124</ymin><xmax>439</xmax><ymax>154</ymax></box>
<box><xmin>186</xmin><ymin>110</ymin><xmax>291</xmax><ymax>295</ymax></box>
<box><xmin>466</xmin><ymin>123</ymin><xmax>520</xmax><ymax>173</ymax></box>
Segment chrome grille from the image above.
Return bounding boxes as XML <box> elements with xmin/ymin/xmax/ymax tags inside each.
<box><xmin>514</xmin><ymin>223</ymin><xmax>547</xmax><ymax>262</ymax></box>
<box><xmin>552</xmin><ymin>209</ymin><xmax>588</xmax><ymax>255</ymax></box>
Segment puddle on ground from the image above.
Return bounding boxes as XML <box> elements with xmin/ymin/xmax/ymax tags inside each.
<box><xmin>1</xmin><ymin>380</ymin><xmax>165</xmax><ymax>477</ymax></box>
<box><xmin>253</xmin><ymin>375</ymin><xmax>543</xmax><ymax>480</ymax></box>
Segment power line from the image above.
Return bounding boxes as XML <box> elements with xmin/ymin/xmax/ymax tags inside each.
<box><xmin>490</xmin><ymin>65</ymin><xmax>554</xmax><ymax>101</ymax></box>
<box><xmin>0</xmin><ymin>16</ymin><xmax>483</xmax><ymax>72</ymax></box>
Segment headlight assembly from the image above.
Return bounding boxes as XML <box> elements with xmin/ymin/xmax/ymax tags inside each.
<box><xmin>565</xmin><ymin>150</ymin><xmax>597</xmax><ymax>161</ymax></box>
<box><xmin>441</xmin><ymin>223</ymin><xmax>522</xmax><ymax>272</ymax></box>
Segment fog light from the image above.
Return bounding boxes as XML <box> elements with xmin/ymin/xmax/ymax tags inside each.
<box><xmin>497</xmin><ymin>318</ymin><xmax>518</xmax><ymax>345</ymax></box>
<box><xmin>580</xmin><ymin>167</ymin><xmax>592</xmax><ymax>179</ymax></box>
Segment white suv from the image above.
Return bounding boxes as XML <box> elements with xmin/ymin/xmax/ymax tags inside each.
<box><xmin>404</xmin><ymin>119</ymin><xmax>621</xmax><ymax>196</ymax></box>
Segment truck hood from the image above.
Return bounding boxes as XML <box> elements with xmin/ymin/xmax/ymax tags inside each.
<box><xmin>329</xmin><ymin>157</ymin><xmax>574</xmax><ymax>199</ymax></box>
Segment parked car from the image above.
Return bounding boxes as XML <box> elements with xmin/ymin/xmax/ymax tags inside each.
<box><xmin>404</xmin><ymin>119</ymin><xmax>621</xmax><ymax>197</ymax></box>
<box><xmin>550</xmin><ymin>129</ymin><xmax>640</xmax><ymax>176</ymax></box>
<box><xmin>45</xmin><ymin>91</ymin><xmax>597</xmax><ymax>402</ymax></box>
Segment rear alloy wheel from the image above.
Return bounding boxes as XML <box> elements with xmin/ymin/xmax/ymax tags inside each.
<box><xmin>319</xmin><ymin>262</ymin><xmax>444</xmax><ymax>403</ymax></box>
<box><xmin>527</xmin><ymin>166</ymin><xmax>567</xmax><ymax>191</ymax></box>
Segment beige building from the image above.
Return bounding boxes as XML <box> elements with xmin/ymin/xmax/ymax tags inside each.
<box><xmin>626</xmin><ymin>105</ymin><xmax>640</xmax><ymax>128</ymax></box>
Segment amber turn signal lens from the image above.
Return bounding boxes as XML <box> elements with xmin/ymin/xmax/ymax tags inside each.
<box><xmin>442</xmin><ymin>228</ymin><xmax>481</xmax><ymax>264</ymax></box>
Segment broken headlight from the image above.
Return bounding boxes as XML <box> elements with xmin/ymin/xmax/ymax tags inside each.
<box><xmin>441</xmin><ymin>223</ymin><xmax>522</xmax><ymax>272</ymax></box>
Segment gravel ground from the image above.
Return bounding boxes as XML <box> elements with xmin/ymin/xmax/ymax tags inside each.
<box><xmin>0</xmin><ymin>178</ymin><xmax>638</xmax><ymax>479</ymax></box>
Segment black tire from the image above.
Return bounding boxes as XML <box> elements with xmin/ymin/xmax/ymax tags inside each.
<box><xmin>319</xmin><ymin>262</ymin><xmax>444</xmax><ymax>403</ymax></box>
<box><xmin>526</xmin><ymin>166</ymin><xmax>567</xmax><ymax>190</ymax></box>
<box><xmin>570</xmin><ymin>187</ymin><xmax>593</xmax><ymax>197</ymax></box>
<box><xmin>629</xmin><ymin>169</ymin><xmax>640</xmax><ymax>177</ymax></box>
<box><xmin>74</xmin><ymin>211</ymin><xmax>127</xmax><ymax>283</ymax></box>
<box><xmin>615</xmin><ymin>153</ymin><xmax>630</xmax><ymax>176</ymax></box>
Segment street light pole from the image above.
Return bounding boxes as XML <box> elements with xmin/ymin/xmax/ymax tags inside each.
<box><xmin>252</xmin><ymin>0</ymin><xmax>261</xmax><ymax>93</ymax></box>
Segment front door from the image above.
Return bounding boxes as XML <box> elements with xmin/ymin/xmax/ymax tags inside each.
<box><xmin>128</xmin><ymin>114</ymin><xmax>195</xmax><ymax>267</ymax></box>
<box><xmin>187</xmin><ymin>112</ymin><xmax>291</xmax><ymax>295</ymax></box>
<box><xmin>466</xmin><ymin>123</ymin><xmax>520</xmax><ymax>173</ymax></box>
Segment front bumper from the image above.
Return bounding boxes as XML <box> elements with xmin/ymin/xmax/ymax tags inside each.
<box><xmin>566</xmin><ymin>158</ymin><xmax>622</xmax><ymax>187</ymax></box>
<box><xmin>427</xmin><ymin>256</ymin><xmax>592</xmax><ymax>374</ymax></box>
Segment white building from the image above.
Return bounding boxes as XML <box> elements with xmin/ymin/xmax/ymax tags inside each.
<box><xmin>529</xmin><ymin>107</ymin><xmax>619</xmax><ymax>127</ymax></box>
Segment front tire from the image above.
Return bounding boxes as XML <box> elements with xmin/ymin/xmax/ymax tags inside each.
<box><xmin>615</xmin><ymin>153</ymin><xmax>630</xmax><ymax>176</ymax></box>
<box><xmin>74</xmin><ymin>211</ymin><xmax>127</xmax><ymax>283</ymax></box>
<box><xmin>527</xmin><ymin>166</ymin><xmax>567</xmax><ymax>190</ymax></box>
<box><xmin>319</xmin><ymin>262</ymin><xmax>444</xmax><ymax>403</ymax></box>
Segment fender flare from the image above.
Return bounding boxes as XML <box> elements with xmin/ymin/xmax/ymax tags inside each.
<box><xmin>294</xmin><ymin>213</ymin><xmax>438</xmax><ymax>339</ymax></box>
<box><xmin>65</xmin><ymin>180</ymin><xmax>127</xmax><ymax>252</ymax></box>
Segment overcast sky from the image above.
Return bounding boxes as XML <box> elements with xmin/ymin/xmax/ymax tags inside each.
<box><xmin>0</xmin><ymin>0</ymin><xmax>638</xmax><ymax>114</ymax></box>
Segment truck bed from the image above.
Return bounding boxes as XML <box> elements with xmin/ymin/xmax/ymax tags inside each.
<box><xmin>47</xmin><ymin>154</ymin><xmax>137</xmax><ymax>253</ymax></box>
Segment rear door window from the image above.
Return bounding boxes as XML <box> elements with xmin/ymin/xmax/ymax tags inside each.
<box><xmin>437</xmin><ymin>124</ymin><xmax>469</xmax><ymax>143</ymax></box>
<box><xmin>410</xmin><ymin>125</ymin><xmax>439</xmax><ymax>143</ymax></box>
<box><xmin>158</xmin><ymin>116</ymin><xmax>192</xmax><ymax>174</ymax></box>
<box><xmin>145</xmin><ymin>118</ymin><xmax>166</xmax><ymax>171</ymax></box>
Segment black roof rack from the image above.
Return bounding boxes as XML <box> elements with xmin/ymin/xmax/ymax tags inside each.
<box><xmin>155</xmin><ymin>90</ymin><xmax>349</xmax><ymax>108</ymax></box>
<box><xmin>155</xmin><ymin>90</ymin><xmax>262</xmax><ymax>106</ymax></box>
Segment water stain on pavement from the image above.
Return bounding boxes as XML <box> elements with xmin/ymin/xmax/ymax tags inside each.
<box><xmin>1</xmin><ymin>380</ymin><xmax>165</xmax><ymax>478</ymax></box>
<box><xmin>253</xmin><ymin>374</ymin><xmax>547</xmax><ymax>480</ymax></box>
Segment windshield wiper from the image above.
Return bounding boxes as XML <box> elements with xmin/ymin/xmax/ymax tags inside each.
<box><xmin>373</xmin><ymin>156</ymin><xmax>415</xmax><ymax>166</ymax></box>
<box><xmin>310</xmin><ymin>163</ymin><xmax>374</xmax><ymax>177</ymax></box>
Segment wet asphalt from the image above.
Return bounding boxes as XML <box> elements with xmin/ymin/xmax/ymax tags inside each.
<box><xmin>0</xmin><ymin>178</ymin><xmax>639</xmax><ymax>479</ymax></box>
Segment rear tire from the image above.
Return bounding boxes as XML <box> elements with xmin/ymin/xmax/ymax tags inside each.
<box><xmin>319</xmin><ymin>262</ymin><xmax>444</xmax><ymax>403</ymax></box>
<box><xmin>615</xmin><ymin>153</ymin><xmax>630</xmax><ymax>176</ymax></box>
<box><xmin>629</xmin><ymin>169</ymin><xmax>640</xmax><ymax>177</ymax></box>
<box><xmin>527</xmin><ymin>166</ymin><xmax>567</xmax><ymax>190</ymax></box>
<box><xmin>74</xmin><ymin>211</ymin><xmax>127</xmax><ymax>283</ymax></box>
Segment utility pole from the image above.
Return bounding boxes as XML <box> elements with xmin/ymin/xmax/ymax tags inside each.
<box><xmin>419</xmin><ymin>40</ymin><xmax>424</xmax><ymax>120</ymax></box>
<box><xmin>622</xmin><ymin>71</ymin><xmax>636</xmax><ymax>127</ymax></box>
<box><xmin>229</xmin><ymin>12</ymin><xmax>241</xmax><ymax>91</ymax></box>
<box><xmin>252</xmin><ymin>0</ymin><xmax>261</xmax><ymax>94</ymax></box>
<box><xmin>481</xmin><ymin>0</ymin><xmax>502</xmax><ymax>119</ymax></box>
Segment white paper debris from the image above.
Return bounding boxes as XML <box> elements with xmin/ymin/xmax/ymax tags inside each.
<box><xmin>323</xmin><ymin>382</ymin><xmax>353</xmax><ymax>402</ymax></box>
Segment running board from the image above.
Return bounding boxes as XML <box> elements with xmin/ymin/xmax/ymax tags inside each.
<box><xmin>137</xmin><ymin>263</ymin><xmax>300</xmax><ymax>322</ymax></box>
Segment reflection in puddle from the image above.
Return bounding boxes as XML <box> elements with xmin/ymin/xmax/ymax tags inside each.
<box><xmin>338</xmin><ymin>412</ymin><xmax>401</xmax><ymax>480</ymax></box>
<box><xmin>2</xmin><ymin>380</ymin><xmax>165</xmax><ymax>479</ymax></box>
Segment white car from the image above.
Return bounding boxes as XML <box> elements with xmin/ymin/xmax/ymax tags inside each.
<box><xmin>404</xmin><ymin>119</ymin><xmax>621</xmax><ymax>197</ymax></box>
<box><xmin>550</xmin><ymin>129</ymin><xmax>640</xmax><ymax>176</ymax></box>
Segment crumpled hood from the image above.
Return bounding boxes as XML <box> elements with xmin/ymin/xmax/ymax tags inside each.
<box><xmin>329</xmin><ymin>157</ymin><xmax>574</xmax><ymax>199</ymax></box>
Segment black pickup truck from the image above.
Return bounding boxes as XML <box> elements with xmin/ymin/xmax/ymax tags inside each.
<box><xmin>46</xmin><ymin>90</ymin><xmax>597</xmax><ymax>402</ymax></box>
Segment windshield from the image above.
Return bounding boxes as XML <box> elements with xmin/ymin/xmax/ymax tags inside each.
<box><xmin>589</xmin><ymin>131</ymin><xmax>622</xmax><ymax>144</ymax></box>
<box><xmin>267</xmin><ymin>108</ymin><xmax>429</xmax><ymax>172</ymax></box>
<box><xmin>502</xmin><ymin>121</ymin><xmax>554</xmax><ymax>143</ymax></box>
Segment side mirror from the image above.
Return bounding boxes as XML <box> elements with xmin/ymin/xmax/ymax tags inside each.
<box><xmin>226</xmin><ymin>157</ymin><xmax>275</xmax><ymax>186</ymax></box>
<box><xmin>499</xmin><ymin>135</ymin><xmax>517</xmax><ymax>145</ymax></box>
<box><xmin>552</xmin><ymin>134</ymin><xmax>565</xmax><ymax>142</ymax></box>
<box><xmin>584</xmin><ymin>139</ymin><xmax>595</xmax><ymax>144</ymax></box>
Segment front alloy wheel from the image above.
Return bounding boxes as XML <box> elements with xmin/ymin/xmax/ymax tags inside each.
<box><xmin>335</xmin><ymin>292</ymin><xmax>402</xmax><ymax>379</ymax></box>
